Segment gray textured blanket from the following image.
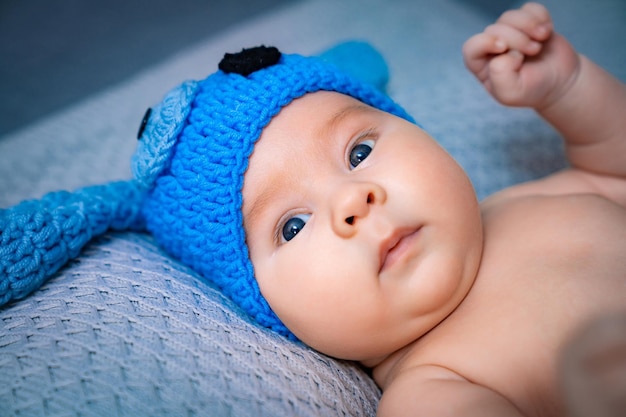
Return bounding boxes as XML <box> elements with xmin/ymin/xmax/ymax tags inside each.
<box><xmin>1</xmin><ymin>0</ymin><xmax>624</xmax><ymax>415</ymax></box>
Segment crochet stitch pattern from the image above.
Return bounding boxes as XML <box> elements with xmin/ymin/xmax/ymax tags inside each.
<box><xmin>139</xmin><ymin>46</ymin><xmax>415</xmax><ymax>339</ymax></box>
<box><xmin>0</xmin><ymin>181</ymin><xmax>145</xmax><ymax>305</ymax></box>
<box><xmin>0</xmin><ymin>41</ymin><xmax>414</xmax><ymax>340</ymax></box>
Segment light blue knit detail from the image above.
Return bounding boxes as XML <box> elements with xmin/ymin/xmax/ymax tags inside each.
<box><xmin>318</xmin><ymin>40</ymin><xmax>389</xmax><ymax>92</ymax></box>
<box><xmin>132</xmin><ymin>81</ymin><xmax>200</xmax><ymax>189</ymax></box>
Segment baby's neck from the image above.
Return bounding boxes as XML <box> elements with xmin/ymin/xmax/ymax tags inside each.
<box><xmin>363</xmin><ymin>338</ymin><xmax>421</xmax><ymax>390</ymax></box>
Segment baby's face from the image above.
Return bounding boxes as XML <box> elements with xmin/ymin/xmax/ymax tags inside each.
<box><xmin>242</xmin><ymin>91</ymin><xmax>483</xmax><ymax>363</ymax></box>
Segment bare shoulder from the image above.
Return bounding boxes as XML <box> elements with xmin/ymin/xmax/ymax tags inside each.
<box><xmin>478</xmin><ymin>180</ymin><xmax>626</xmax><ymax>281</ymax></box>
<box><xmin>482</xmin><ymin>169</ymin><xmax>626</xmax><ymax>210</ymax></box>
<box><xmin>480</xmin><ymin>180</ymin><xmax>626</xmax><ymax>252</ymax></box>
<box><xmin>378</xmin><ymin>365</ymin><xmax>525</xmax><ymax>417</ymax></box>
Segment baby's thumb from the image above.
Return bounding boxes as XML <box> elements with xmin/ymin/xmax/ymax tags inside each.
<box><xmin>487</xmin><ymin>49</ymin><xmax>526</xmax><ymax>105</ymax></box>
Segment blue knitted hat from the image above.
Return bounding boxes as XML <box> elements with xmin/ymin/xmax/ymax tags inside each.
<box><xmin>133</xmin><ymin>44</ymin><xmax>414</xmax><ymax>338</ymax></box>
<box><xmin>0</xmin><ymin>41</ymin><xmax>414</xmax><ymax>340</ymax></box>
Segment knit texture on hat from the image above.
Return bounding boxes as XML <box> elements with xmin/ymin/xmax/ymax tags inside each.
<box><xmin>138</xmin><ymin>45</ymin><xmax>414</xmax><ymax>339</ymax></box>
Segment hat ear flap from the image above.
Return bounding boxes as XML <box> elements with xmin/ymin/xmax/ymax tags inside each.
<box><xmin>318</xmin><ymin>40</ymin><xmax>390</xmax><ymax>92</ymax></box>
<box><xmin>0</xmin><ymin>180</ymin><xmax>145</xmax><ymax>306</ymax></box>
<box><xmin>132</xmin><ymin>80</ymin><xmax>199</xmax><ymax>189</ymax></box>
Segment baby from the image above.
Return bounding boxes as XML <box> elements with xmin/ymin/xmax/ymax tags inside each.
<box><xmin>1</xmin><ymin>2</ymin><xmax>624</xmax><ymax>416</ymax></box>
<box><xmin>240</xmin><ymin>3</ymin><xmax>626</xmax><ymax>417</ymax></box>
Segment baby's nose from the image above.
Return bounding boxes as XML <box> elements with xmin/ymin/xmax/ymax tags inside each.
<box><xmin>331</xmin><ymin>181</ymin><xmax>386</xmax><ymax>238</ymax></box>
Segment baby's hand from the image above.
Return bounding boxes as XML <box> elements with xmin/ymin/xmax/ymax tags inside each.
<box><xmin>463</xmin><ymin>2</ymin><xmax>580</xmax><ymax>109</ymax></box>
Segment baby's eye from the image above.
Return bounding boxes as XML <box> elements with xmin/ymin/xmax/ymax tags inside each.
<box><xmin>281</xmin><ymin>213</ymin><xmax>311</xmax><ymax>243</ymax></box>
<box><xmin>349</xmin><ymin>139</ymin><xmax>375</xmax><ymax>169</ymax></box>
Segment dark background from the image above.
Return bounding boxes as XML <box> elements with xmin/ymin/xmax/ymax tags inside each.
<box><xmin>0</xmin><ymin>0</ymin><xmax>513</xmax><ymax>137</ymax></box>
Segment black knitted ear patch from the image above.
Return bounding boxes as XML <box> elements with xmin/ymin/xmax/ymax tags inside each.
<box><xmin>218</xmin><ymin>46</ymin><xmax>281</xmax><ymax>76</ymax></box>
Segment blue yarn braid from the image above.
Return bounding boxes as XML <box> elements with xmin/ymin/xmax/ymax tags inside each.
<box><xmin>0</xmin><ymin>181</ymin><xmax>145</xmax><ymax>305</ymax></box>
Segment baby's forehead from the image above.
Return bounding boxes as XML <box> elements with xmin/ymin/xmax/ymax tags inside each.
<box><xmin>263</xmin><ymin>91</ymin><xmax>382</xmax><ymax>135</ymax></box>
<box><xmin>249</xmin><ymin>93</ymin><xmax>381</xmax><ymax>166</ymax></box>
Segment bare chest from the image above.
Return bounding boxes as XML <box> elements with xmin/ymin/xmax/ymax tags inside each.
<box><xmin>401</xmin><ymin>195</ymin><xmax>626</xmax><ymax>416</ymax></box>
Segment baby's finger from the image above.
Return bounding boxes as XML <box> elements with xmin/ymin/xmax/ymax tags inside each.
<box><xmin>462</xmin><ymin>33</ymin><xmax>507</xmax><ymax>76</ymax></box>
<box><xmin>486</xmin><ymin>50</ymin><xmax>526</xmax><ymax>105</ymax></box>
<box><xmin>497</xmin><ymin>2</ymin><xmax>552</xmax><ymax>41</ymax></box>
<box><xmin>484</xmin><ymin>23</ymin><xmax>543</xmax><ymax>56</ymax></box>
<box><xmin>520</xmin><ymin>2</ymin><xmax>551</xmax><ymax>25</ymax></box>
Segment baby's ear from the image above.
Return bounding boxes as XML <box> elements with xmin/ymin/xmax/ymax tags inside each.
<box><xmin>318</xmin><ymin>40</ymin><xmax>390</xmax><ymax>92</ymax></box>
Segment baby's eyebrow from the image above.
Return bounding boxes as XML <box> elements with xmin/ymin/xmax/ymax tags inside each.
<box><xmin>244</xmin><ymin>163</ymin><xmax>301</xmax><ymax>233</ymax></box>
<box><xmin>243</xmin><ymin>182</ymin><xmax>276</xmax><ymax>231</ymax></box>
<box><xmin>317</xmin><ymin>103</ymin><xmax>374</xmax><ymax>139</ymax></box>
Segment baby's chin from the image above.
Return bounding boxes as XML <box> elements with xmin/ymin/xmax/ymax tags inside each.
<box><xmin>292</xmin><ymin>315</ymin><xmax>433</xmax><ymax>365</ymax></box>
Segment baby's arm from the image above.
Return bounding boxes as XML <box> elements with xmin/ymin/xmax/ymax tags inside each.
<box><xmin>463</xmin><ymin>2</ymin><xmax>626</xmax><ymax>205</ymax></box>
<box><xmin>378</xmin><ymin>365</ymin><xmax>525</xmax><ymax>417</ymax></box>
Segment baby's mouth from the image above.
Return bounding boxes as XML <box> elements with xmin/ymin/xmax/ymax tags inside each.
<box><xmin>378</xmin><ymin>227</ymin><xmax>421</xmax><ymax>273</ymax></box>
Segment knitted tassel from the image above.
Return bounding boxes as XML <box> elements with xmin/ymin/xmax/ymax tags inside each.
<box><xmin>0</xmin><ymin>180</ymin><xmax>145</xmax><ymax>306</ymax></box>
<box><xmin>318</xmin><ymin>40</ymin><xmax>390</xmax><ymax>93</ymax></box>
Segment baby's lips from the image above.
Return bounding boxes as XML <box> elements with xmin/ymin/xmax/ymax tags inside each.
<box><xmin>378</xmin><ymin>227</ymin><xmax>421</xmax><ymax>273</ymax></box>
